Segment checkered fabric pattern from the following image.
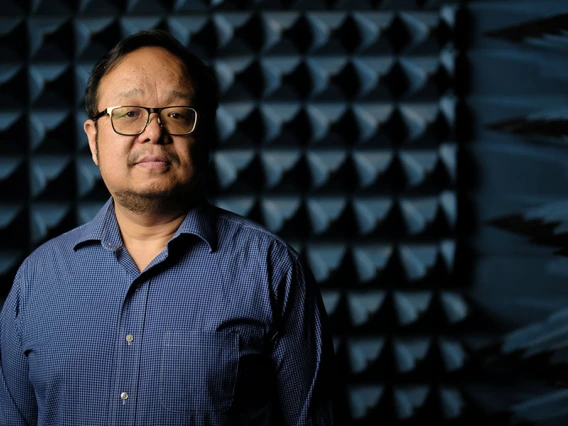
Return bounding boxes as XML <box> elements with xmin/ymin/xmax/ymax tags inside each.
<box><xmin>0</xmin><ymin>197</ymin><xmax>337</xmax><ymax>426</ymax></box>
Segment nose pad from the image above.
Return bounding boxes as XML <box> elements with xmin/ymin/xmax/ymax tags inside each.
<box><xmin>142</xmin><ymin>114</ymin><xmax>166</xmax><ymax>142</ymax></box>
<box><xmin>146</xmin><ymin>114</ymin><xmax>163</xmax><ymax>131</ymax></box>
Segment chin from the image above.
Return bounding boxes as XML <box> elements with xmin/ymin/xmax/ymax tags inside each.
<box><xmin>129</xmin><ymin>178</ymin><xmax>194</xmax><ymax>196</ymax></box>
<box><xmin>113</xmin><ymin>181</ymin><xmax>200</xmax><ymax>214</ymax></box>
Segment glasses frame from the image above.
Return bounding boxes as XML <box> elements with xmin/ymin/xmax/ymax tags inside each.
<box><xmin>92</xmin><ymin>105</ymin><xmax>198</xmax><ymax>136</ymax></box>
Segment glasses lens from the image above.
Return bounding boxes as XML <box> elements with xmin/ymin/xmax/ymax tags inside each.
<box><xmin>161</xmin><ymin>107</ymin><xmax>197</xmax><ymax>135</ymax></box>
<box><xmin>111</xmin><ymin>107</ymin><xmax>148</xmax><ymax>135</ymax></box>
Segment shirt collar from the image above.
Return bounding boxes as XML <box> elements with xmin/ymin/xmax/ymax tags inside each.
<box><xmin>173</xmin><ymin>198</ymin><xmax>217</xmax><ymax>252</ymax></box>
<box><xmin>73</xmin><ymin>197</ymin><xmax>217</xmax><ymax>252</ymax></box>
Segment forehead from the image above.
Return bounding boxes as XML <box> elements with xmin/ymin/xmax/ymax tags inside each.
<box><xmin>97</xmin><ymin>47</ymin><xmax>194</xmax><ymax>106</ymax></box>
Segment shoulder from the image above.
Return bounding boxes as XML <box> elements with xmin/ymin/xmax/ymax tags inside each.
<box><xmin>206</xmin><ymin>205</ymin><xmax>319</xmax><ymax>308</ymax></box>
<box><xmin>16</xmin><ymin>223</ymin><xmax>91</xmax><ymax>276</ymax></box>
<box><xmin>8</xmin><ymin>223</ymin><xmax>91</xmax><ymax>310</ymax></box>
<box><xmin>213</xmin><ymin>204</ymin><xmax>298</xmax><ymax>254</ymax></box>
<box><xmin>208</xmin><ymin>204</ymin><xmax>302</xmax><ymax>274</ymax></box>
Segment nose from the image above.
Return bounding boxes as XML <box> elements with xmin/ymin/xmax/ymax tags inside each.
<box><xmin>141</xmin><ymin>113</ymin><xmax>164</xmax><ymax>143</ymax></box>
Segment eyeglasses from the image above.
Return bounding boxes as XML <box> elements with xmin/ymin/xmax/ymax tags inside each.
<box><xmin>93</xmin><ymin>106</ymin><xmax>198</xmax><ymax>136</ymax></box>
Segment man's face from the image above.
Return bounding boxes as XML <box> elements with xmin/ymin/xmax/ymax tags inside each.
<box><xmin>84</xmin><ymin>46</ymin><xmax>202</xmax><ymax>212</ymax></box>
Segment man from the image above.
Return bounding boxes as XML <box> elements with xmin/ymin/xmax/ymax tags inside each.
<box><xmin>0</xmin><ymin>29</ymin><xmax>338</xmax><ymax>425</ymax></box>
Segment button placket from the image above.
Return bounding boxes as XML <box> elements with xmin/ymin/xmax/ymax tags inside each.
<box><xmin>112</xmin><ymin>278</ymin><xmax>150</xmax><ymax>425</ymax></box>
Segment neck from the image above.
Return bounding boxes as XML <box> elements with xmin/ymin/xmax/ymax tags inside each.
<box><xmin>111</xmin><ymin>186</ymin><xmax>202</xmax><ymax>235</ymax></box>
<box><xmin>114</xmin><ymin>200</ymin><xmax>188</xmax><ymax>242</ymax></box>
<box><xmin>112</xmin><ymin>196</ymin><xmax>195</xmax><ymax>272</ymax></box>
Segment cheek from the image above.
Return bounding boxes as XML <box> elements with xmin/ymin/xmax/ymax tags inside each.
<box><xmin>97</xmin><ymin>145</ymin><xmax>131</xmax><ymax>176</ymax></box>
<box><xmin>188</xmin><ymin>140</ymin><xmax>205</xmax><ymax>161</ymax></box>
<box><xmin>98</xmin><ymin>133</ymin><xmax>130</xmax><ymax>157</ymax></box>
<box><xmin>175</xmin><ymin>141</ymin><xmax>197</xmax><ymax>164</ymax></box>
<box><xmin>98</xmin><ymin>146</ymin><xmax>122</xmax><ymax>164</ymax></box>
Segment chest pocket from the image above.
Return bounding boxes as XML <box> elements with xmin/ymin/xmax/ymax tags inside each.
<box><xmin>160</xmin><ymin>330</ymin><xmax>239</xmax><ymax>413</ymax></box>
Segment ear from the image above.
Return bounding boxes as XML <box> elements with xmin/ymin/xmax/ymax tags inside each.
<box><xmin>84</xmin><ymin>119</ymin><xmax>99</xmax><ymax>166</ymax></box>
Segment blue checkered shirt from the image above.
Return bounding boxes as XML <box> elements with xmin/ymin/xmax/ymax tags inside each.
<box><xmin>0</xmin><ymin>198</ymin><xmax>338</xmax><ymax>425</ymax></box>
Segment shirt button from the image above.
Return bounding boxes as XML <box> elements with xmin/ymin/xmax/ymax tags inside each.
<box><xmin>120</xmin><ymin>392</ymin><xmax>128</xmax><ymax>401</ymax></box>
<box><xmin>126</xmin><ymin>334</ymin><xmax>134</xmax><ymax>344</ymax></box>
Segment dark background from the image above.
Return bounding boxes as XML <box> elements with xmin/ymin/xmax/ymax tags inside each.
<box><xmin>2</xmin><ymin>0</ymin><xmax>568</xmax><ymax>424</ymax></box>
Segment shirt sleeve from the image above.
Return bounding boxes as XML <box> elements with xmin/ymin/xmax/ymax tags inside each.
<box><xmin>271</xmin><ymin>256</ymin><xmax>341</xmax><ymax>425</ymax></box>
<box><xmin>0</xmin><ymin>265</ymin><xmax>38</xmax><ymax>426</ymax></box>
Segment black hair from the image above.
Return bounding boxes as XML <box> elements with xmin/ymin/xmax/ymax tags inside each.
<box><xmin>85</xmin><ymin>29</ymin><xmax>218</xmax><ymax>144</ymax></box>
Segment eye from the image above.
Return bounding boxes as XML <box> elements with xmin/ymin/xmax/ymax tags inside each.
<box><xmin>123</xmin><ymin>108</ymin><xmax>143</xmax><ymax>118</ymax></box>
<box><xmin>114</xmin><ymin>107</ymin><xmax>144</xmax><ymax>120</ymax></box>
<box><xmin>167</xmin><ymin>112</ymin><xmax>184</xmax><ymax>120</ymax></box>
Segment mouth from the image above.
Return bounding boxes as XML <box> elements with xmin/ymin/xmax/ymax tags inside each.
<box><xmin>134</xmin><ymin>156</ymin><xmax>172</xmax><ymax>169</ymax></box>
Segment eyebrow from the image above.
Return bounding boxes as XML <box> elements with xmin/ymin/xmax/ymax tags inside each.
<box><xmin>115</xmin><ymin>89</ymin><xmax>193</xmax><ymax>101</ymax></box>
